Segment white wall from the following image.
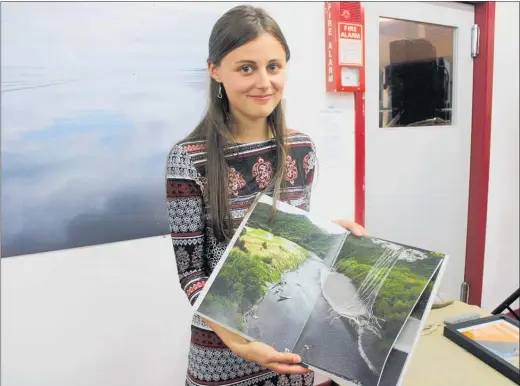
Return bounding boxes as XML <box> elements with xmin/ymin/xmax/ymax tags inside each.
<box><xmin>481</xmin><ymin>1</ymin><xmax>520</xmax><ymax>312</ymax></box>
<box><xmin>1</xmin><ymin>236</ymin><xmax>193</xmax><ymax>386</ymax></box>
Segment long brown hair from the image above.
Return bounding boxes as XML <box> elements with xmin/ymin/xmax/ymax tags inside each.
<box><xmin>184</xmin><ymin>5</ymin><xmax>291</xmax><ymax>242</ymax></box>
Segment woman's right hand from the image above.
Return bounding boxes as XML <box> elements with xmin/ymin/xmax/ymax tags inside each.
<box><xmin>232</xmin><ymin>340</ymin><xmax>309</xmax><ymax>375</ymax></box>
<box><xmin>204</xmin><ymin>318</ymin><xmax>309</xmax><ymax>375</ymax></box>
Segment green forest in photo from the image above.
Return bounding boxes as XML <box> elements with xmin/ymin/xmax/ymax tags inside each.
<box><xmin>247</xmin><ymin>202</ymin><xmax>343</xmax><ymax>259</ymax></box>
<box><xmin>334</xmin><ymin>236</ymin><xmax>443</xmax><ymax>355</ymax></box>
<box><xmin>200</xmin><ymin>201</ymin><xmax>343</xmax><ymax>332</ymax></box>
<box><xmin>203</xmin><ymin>227</ymin><xmax>308</xmax><ymax>331</ymax></box>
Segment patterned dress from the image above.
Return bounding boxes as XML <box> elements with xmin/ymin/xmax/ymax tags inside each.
<box><xmin>165</xmin><ymin>131</ymin><xmax>317</xmax><ymax>386</ymax></box>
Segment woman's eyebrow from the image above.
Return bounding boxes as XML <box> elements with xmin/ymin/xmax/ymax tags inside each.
<box><xmin>235</xmin><ymin>58</ymin><xmax>283</xmax><ymax>65</ymax></box>
<box><xmin>235</xmin><ymin>59</ymin><xmax>256</xmax><ymax>65</ymax></box>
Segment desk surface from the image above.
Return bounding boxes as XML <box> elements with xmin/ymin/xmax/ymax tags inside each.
<box><xmin>403</xmin><ymin>301</ymin><xmax>518</xmax><ymax>386</ymax></box>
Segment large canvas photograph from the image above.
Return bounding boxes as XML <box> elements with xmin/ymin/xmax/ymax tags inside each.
<box><xmin>1</xmin><ymin>2</ymin><xmax>232</xmax><ymax>257</ymax></box>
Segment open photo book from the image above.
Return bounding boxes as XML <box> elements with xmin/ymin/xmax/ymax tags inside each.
<box><xmin>193</xmin><ymin>194</ymin><xmax>449</xmax><ymax>386</ymax></box>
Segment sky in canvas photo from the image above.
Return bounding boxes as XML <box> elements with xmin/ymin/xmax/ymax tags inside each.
<box><xmin>1</xmin><ymin>2</ymin><xmax>239</xmax><ymax>256</ymax></box>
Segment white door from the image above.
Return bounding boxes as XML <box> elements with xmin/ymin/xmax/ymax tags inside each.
<box><xmin>364</xmin><ymin>2</ymin><xmax>475</xmax><ymax>301</ymax></box>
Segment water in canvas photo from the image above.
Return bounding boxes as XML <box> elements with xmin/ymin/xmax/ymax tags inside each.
<box><xmin>196</xmin><ymin>197</ymin><xmax>347</xmax><ymax>352</ymax></box>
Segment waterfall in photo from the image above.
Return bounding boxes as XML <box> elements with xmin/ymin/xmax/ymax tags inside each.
<box><xmin>320</xmin><ymin>239</ymin><xmax>432</xmax><ymax>375</ymax></box>
<box><xmin>321</xmin><ymin>246</ymin><xmax>403</xmax><ymax>338</ymax></box>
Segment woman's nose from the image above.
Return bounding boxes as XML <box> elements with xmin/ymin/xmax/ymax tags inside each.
<box><xmin>254</xmin><ymin>69</ymin><xmax>271</xmax><ymax>89</ymax></box>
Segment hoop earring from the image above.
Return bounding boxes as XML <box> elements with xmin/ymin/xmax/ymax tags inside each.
<box><xmin>217</xmin><ymin>84</ymin><xmax>223</xmax><ymax>99</ymax></box>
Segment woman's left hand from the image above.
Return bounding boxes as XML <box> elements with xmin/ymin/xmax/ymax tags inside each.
<box><xmin>333</xmin><ymin>219</ymin><xmax>368</xmax><ymax>237</ymax></box>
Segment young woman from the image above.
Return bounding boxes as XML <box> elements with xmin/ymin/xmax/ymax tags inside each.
<box><xmin>165</xmin><ymin>5</ymin><xmax>367</xmax><ymax>386</ymax></box>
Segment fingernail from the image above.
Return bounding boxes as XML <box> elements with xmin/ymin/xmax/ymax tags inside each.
<box><xmin>294</xmin><ymin>355</ymin><xmax>301</xmax><ymax>363</ymax></box>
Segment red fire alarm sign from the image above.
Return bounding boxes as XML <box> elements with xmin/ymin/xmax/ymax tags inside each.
<box><xmin>325</xmin><ymin>2</ymin><xmax>366</xmax><ymax>92</ymax></box>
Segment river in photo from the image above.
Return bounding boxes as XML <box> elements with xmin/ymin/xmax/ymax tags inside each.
<box><xmin>246</xmin><ymin>253</ymin><xmax>378</xmax><ymax>386</ymax></box>
<box><xmin>246</xmin><ymin>255</ymin><xmax>324</xmax><ymax>352</ymax></box>
<box><xmin>293</xmin><ymin>290</ymin><xmax>379</xmax><ymax>385</ymax></box>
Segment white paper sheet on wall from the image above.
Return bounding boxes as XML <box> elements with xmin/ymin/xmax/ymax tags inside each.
<box><xmin>315</xmin><ymin>107</ymin><xmax>351</xmax><ymax>169</ymax></box>
<box><xmin>310</xmin><ymin>106</ymin><xmax>354</xmax><ymax>221</ymax></box>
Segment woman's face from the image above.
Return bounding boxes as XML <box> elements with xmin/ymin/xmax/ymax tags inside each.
<box><xmin>209</xmin><ymin>32</ymin><xmax>287</xmax><ymax>122</ymax></box>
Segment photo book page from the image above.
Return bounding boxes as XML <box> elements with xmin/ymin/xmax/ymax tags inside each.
<box><xmin>194</xmin><ymin>194</ymin><xmax>447</xmax><ymax>386</ymax></box>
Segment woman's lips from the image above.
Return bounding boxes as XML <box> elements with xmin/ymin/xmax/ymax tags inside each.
<box><xmin>249</xmin><ymin>94</ymin><xmax>273</xmax><ymax>102</ymax></box>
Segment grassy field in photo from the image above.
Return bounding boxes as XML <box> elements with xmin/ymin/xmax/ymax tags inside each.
<box><xmin>246</xmin><ymin>202</ymin><xmax>343</xmax><ymax>260</ymax></box>
<box><xmin>199</xmin><ymin>226</ymin><xmax>308</xmax><ymax>332</ymax></box>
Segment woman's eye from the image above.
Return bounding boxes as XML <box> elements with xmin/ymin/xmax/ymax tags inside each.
<box><xmin>268</xmin><ymin>63</ymin><xmax>280</xmax><ymax>72</ymax></box>
<box><xmin>240</xmin><ymin>65</ymin><xmax>253</xmax><ymax>73</ymax></box>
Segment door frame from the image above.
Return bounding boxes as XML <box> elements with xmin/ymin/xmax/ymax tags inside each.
<box><xmin>354</xmin><ymin>2</ymin><xmax>496</xmax><ymax>307</ymax></box>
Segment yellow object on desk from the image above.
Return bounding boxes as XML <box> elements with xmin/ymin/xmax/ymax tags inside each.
<box><xmin>402</xmin><ymin>301</ymin><xmax>518</xmax><ymax>386</ymax></box>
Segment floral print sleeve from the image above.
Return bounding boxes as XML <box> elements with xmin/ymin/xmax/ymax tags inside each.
<box><xmin>302</xmin><ymin>137</ymin><xmax>317</xmax><ymax>209</ymax></box>
<box><xmin>165</xmin><ymin>145</ymin><xmax>208</xmax><ymax>306</ymax></box>
<box><xmin>303</xmin><ymin>146</ymin><xmax>316</xmax><ymax>186</ymax></box>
